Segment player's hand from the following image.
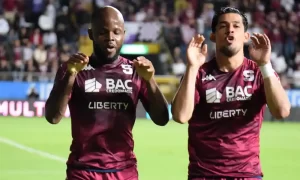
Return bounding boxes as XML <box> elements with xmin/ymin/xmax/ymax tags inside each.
<box><xmin>133</xmin><ymin>56</ymin><xmax>155</xmax><ymax>81</ymax></box>
<box><xmin>249</xmin><ymin>33</ymin><xmax>271</xmax><ymax>66</ymax></box>
<box><xmin>67</xmin><ymin>53</ymin><xmax>89</xmax><ymax>74</ymax></box>
<box><xmin>186</xmin><ymin>34</ymin><xmax>207</xmax><ymax>69</ymax></box>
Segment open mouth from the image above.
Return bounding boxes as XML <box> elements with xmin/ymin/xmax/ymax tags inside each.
<box><xmin>226</xmin><ymin>36</ymin><xmax>234</xmax><ymax>43</ymax></box>
<box><xmin>106</xmin><ymin>44</ymin><xmax>116</xmax><ymax>52</ymax></box>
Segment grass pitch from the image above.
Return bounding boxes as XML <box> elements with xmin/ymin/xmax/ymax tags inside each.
<box><xmin>0</xmin><ymin>117</ymin><xmax>299</xmax><ymax>180</ymax></box>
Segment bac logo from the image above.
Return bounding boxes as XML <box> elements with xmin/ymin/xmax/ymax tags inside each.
<box><xmin>106</xmin><ymin>79</ymin><xmax>132</xmax><ymax>93</ymax></box>
<box><xmin>85</xmin><ymin>78</ymin><xmax>102</xmax><ymax>93</ymax></box>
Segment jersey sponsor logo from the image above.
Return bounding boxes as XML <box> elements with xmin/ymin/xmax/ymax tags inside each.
<box><xmin>121</xmin><ymin>64</ymin><xmax>133</xmax><ymax>75</ymax></box>
<box><xmin>106</xmin><ymin>78</ymin><xmax>132</xmax><ymax>93</ymax></box>
<box><xmin>202</xmin><ymin>74</ymin><xmax>216</xmax><ymax>81</ymax></box>
<box><xmin>210</xmin><ymin>109</ymin><xmax>247</xmax><ymax>119</ymax></box>
<box><xmin>226</xmin><ymin>86</ymin><xmax>252</xmax><ymax>102</ymax></box>
<box><xmin>243</xmin><ymin>70</ymin><xmax>254</xmax><ymax>81</ymax></box>
<box><xmin>85</xmin><ymin>78</ymin><xmax>102</xmax><ymax>92</ymax></box>
<box><xmin>88</xmin><ymin>101</ymin><xmax>129</xmax><ymax>110</ymax></box>
<box><xmin>206</xmin><ymin>88</ymin><xmax>222</xmax><ymax>103</ymax></box>
<box><xmin>82</xmin><ymin>64</ymin><xmax>95</xmax><ymax>71</ymax></box>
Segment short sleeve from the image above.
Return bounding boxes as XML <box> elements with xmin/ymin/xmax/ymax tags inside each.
<box><xmin>51</xmin><ymin>63</ymin><xmax>73</xmax><ymax>99</ymax></box>
<box><xmin>179</xmin><ymin>71</ymin><xmax>201</xmax><ymax>105</ymax></box>
<box><xmin>138</xmin><ymin>78</ymin><xmax>150</xmax><ymax>113</ymax></box>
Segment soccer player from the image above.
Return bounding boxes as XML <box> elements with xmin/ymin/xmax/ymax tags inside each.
<box><xmin>171</xmin><ymin>7</ymin><xmax>290</xmax><ymax>180</ymax></box>
<box><xmin>45</xmin><ymin>6</ymin><xmax>169</xmax><ymax>180</ymax></box>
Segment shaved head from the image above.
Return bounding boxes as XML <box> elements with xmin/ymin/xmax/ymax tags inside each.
<box><xmin>91</xmin><ymin>6</ymin><xmax>124</xmax><ymax>27</ymax></box>
<box><xmin>88</xmin><ymin>6</ymin><xmax>126</xmax><ymax>65</ymax></box>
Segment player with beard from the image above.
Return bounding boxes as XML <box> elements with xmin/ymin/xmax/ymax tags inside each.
<box><xmin>45</xmin><ymin>6</ymin><xmax>169</xmax><ymax>180</ymax></box>
<box><xmin>171</xmin><ymin>7</ymin><xmax>290</xmax><ymax>180</ymax></box>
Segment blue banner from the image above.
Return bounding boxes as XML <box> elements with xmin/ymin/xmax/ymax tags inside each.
<box><xmin>0</xmin><ymin>81</ymin><xmax>54</xmax><ymax>101</ymax></box>
<box><xmin>1</xmin><ymin>81</ymin><xmax>300</xmax><ymax>108</ymax></box>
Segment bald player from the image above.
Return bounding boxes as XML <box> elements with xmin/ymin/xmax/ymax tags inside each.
<box><xmin>45</xmin><ymin>6</ymin><xmax>169</xmax><ymax>180</ymax></box>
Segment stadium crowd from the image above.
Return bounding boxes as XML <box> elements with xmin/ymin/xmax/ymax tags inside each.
<box><xmin>0</xmin><ymin>0</ymin><xmax>299</xmax><ymax>88</ymax></box>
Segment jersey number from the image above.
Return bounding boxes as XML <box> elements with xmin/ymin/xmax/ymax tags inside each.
<box><xmin>121</xmin><ymin>64</ymin><xmax>133</xmax><ymax>75</ymax></box>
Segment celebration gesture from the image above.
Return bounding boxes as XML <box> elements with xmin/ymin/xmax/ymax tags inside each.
<box><xmin>249</xmin><ymin>33</ymin><xmax>271</xmax><ymax>66</ymax></box>
<box><xmin>67</xmin><ymin>53</ymin><xmax>89</xmax><ymax>74</ymax></box>
<box><xmin>133</xmin><ymin>56</ymin><xmax>155</xmax><ymax>81</ymax></box>
<box><xmin>186</xmin><ymin>34</ymin><xmax>207</xmax><ymax>68</ymax></box>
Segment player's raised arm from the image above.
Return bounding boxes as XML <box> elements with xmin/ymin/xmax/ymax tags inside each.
<box><xmin>134</xmin><ymin>56</ymin><xmax>169</xmax><ymax>126</ymax></box>
<box><xmin>249</xmin><ymin>33</ymin><xmax>291</xmax><ymax>119</ymax></box>
<box><xmin>45</xmin><ymin>53</ymin><xmax>89</xmax><ymax>124</ymax></box>
<box><xmin>171</xmin><ymin>34</ymin><xmax>207</xmax><ymax>124</ymax></box>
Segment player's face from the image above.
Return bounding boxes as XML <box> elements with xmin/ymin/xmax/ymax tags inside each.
<box><xmin>214</xmin><ymin>13</ymin><xmax>249</xmax><ymax>57</ymax></box>
<box><xmin>89</xmin><ymin>13</ymin><xmax>125</xmax><ymax>62</ymax></box>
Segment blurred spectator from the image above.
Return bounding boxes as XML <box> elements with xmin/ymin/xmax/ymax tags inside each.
<box><xmin>30</xmin><ymin>28</ymin><xmax>43</xmax><ymax>47</ymax></box>
<box><xmin>34</xmin><ymin>44</ymin><xmax>47</xmax><ymax>70</ymax></box>
<box><xmin>3</xmin><ymin>0</ymin><xmax>17</xmax><ymax>23</ymax></box>
<box><xmin>18</xmin><ymin>27</ymin><xmax>29</xmax><ymax>45</ymax></box>
<box><xmin>43</xmin><ymin>30</ymin><xmax>57</xmax><ymax>47</ymax></box>
<box><xmin>172</xmin><ymin>47</ymin><xmax>186</xmax><ymax>76</ymax></box>
<box><xmin>0</xmin><ymin>0</ymin><xmax>300</xmax><ymax>88</ymax></box>
<box><xmin>47</xmin><ymin>45</ymin><xmax>58</xmax><ymax>74</ymax></box>
<box><xmin>0</xmin><ymin>15</ymin><xmax>10</xmax><ymax>36</ymax></box>
<box><xmin>26</xmin><ymin>85</ymin><xmax>39</xmax><ymax>101</ymax></box>
<box><xmin>12</xmin><ymin>40</ymin><xmax>23</xmax><ymax>81</ymax></box>
<box><xmin>23</xmin><ymin>41</ymin><xmax>34</xmax><ymax>72</ymax></box>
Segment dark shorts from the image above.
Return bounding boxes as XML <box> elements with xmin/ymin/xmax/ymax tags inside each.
<box><xmin>188</xmin><ymin>176</ymin><xmax>262</xmax><ymax>180</ymax></box>
<box><xmin>66</xmin><ymin>165</ymin><xmax>138</xmax><ymax>180</ymax></box>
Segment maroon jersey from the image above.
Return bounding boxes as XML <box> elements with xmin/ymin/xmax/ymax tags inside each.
<box><xmin>52</xmin><ymin>56</ymin><xmax>149</xmax><ymax>170</ymax></box>
<box><xmin>188</xmin><ymin>58</ymin><xmax>271</xmax><ymax>178</ymax></box>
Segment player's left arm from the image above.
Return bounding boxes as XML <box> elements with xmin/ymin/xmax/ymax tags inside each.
<box><xmin>250</xmin><ymin>33</ymin><xmax>291</xmax><ymax>119</ymax></box>
<box><xmin>133</xmin><ymin>56</ymin><xmax>169</xmax><ymax>126</ymax></box>
<box><xmin>262</xmin><ymin>73</ymin><xmax>290</xmax><ymax>119</ymax></box>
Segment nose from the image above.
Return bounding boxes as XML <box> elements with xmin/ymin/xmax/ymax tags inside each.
<box><xmin>227</xmin><ymin>24</ymin><xmax>234</xmax><ymax>34</ymax></box>
<box><xmin>106</xmin><ymin>31</ymin><xmax>115</xmax><ymax>41</ymax></box>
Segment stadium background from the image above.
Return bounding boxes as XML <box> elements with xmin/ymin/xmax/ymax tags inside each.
<box><xmin>0</xmin><ymin>0</ymin><xmax>299</xmax><ymax>180</ymax></box>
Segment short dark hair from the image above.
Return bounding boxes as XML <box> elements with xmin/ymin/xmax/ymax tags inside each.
<box><xmin>211</xmin><ymin>7</ymin><xmax>248</xmax><ymax>33</ymax></box>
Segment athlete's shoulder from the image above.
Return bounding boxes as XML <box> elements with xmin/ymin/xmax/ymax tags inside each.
<box><xmin>119</xmin><ymin>56</ymin><xmax>134</xmax><ymax>65</ymax></box>
<box><xmin>243</xmin><ymin>57</ymin><xmax>259</xmax><ymax>70</ymax></box>
<box><xmin>199</xmin><ymin>59</ymin><xmax>217</xmax><ymax>74</ymax></box>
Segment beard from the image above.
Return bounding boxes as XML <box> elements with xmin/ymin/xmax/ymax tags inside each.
<box><xmin>91</xmin><ymin>43</ymin><xmax>121</xmax><ymax>67</ymax></box>
<box><xmin>219</xmin><ymin>45</ymin><xmax>239</xmax><ymax>57</ymax></box>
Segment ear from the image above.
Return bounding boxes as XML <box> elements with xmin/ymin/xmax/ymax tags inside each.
<box><xmin>88</xmin><ymin>28</ymin><xmax>93</xmax><ymax>41</ymax></box>
<box><xmin>210</xmin><ymin>32</ymin><xmax>216</xmax><ymax>42</ymax></box>
<box><xmin>244</xmin><ymin>32</ymin><xmax>250</xmax><ymax>43</ymax></box>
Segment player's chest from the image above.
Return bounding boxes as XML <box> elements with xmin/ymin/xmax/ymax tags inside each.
<box><xmin>199</xmin><ymin>70</ymin><xmax>260</xmax><ymax>106</ymax></box>
<box><xmin>74</xmin><ymin>65</ymin><xmax>140</xmax><ymax>102</ymax></box>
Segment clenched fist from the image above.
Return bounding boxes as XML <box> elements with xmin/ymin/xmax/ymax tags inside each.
<box><xmin>67</xmin><ymin>53</ymin><xmax>89</xmax><ymax>74</ymax></box>
<box><xmin>133</xmin><ymin>56</ymin><xmax>155</xmax><ymax>81</ymax></box>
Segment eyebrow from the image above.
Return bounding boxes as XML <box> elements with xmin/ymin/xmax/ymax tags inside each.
<box><xmin>219</xmin><ymin>21</ymin><xmax>241</xmax><ymax>24</ymax></box>
<box><xmin>97</xmin><ymin>26</ymin><xmax>122</xmax><ymax>30</ymax></box>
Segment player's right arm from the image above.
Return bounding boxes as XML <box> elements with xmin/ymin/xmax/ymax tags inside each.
<box><xmin>45</xmin><ymin>53</ymin><xmax>89</xmax><ymax>124</ymax></box>
<box><xmin>171</xmin><ymin>34</ymin><xmax>207</xmax><ymax>124</ymax></box>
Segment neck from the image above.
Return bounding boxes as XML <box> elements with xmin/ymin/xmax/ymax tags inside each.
<box><xmin>215</xmin><ymin>50</ymin><xmax>244</xmax><ymax>72</ymax></box>
<box><xmin>91</xmin><ymin>53</ymin><xmax>120</xmax><ymax>67</ymax></box>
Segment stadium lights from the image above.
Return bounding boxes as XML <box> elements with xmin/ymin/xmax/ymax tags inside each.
<box><xmin>120</xmin><ymin>44</ymin><xmax>160</xmax><ymax>55</ymax></box>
